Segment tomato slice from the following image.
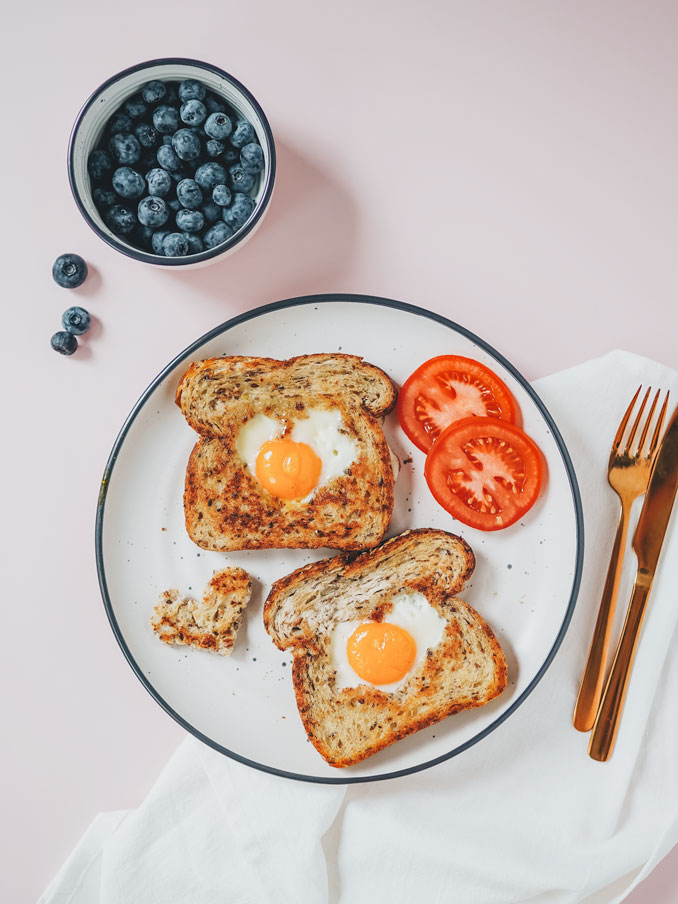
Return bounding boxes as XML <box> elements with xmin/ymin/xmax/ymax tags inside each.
<box><xmin>424</xmin><ymin>417</ymin><xmax>543</xmax><ymax>531</ymax></box>
<box><xmin>397</xmin><ymin>355</ymin><xmax>517</xmax><ymax>453</ymax></box>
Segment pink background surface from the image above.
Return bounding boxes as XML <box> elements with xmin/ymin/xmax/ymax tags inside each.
<box><xmin>3</xmin><ymin>2</ymin><xmax>678</xmax><ymax>901</ymax></box>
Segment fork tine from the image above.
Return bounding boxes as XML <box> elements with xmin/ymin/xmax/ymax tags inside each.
<box><xmin>612</xmin><ymin>385</ymin><xmax>642</xmax><ymax>453</ymax></box>
<box><xmin>647</xmin><ymin>390</ymin><xmax>670</xmax><ymax>458</ymax></box>
<box><xmin>624</xmin><ymin>387</ymin><xmax>651</xmax><ymax>454</ymax></box>
<box><xmin>636</xmin><ymin>388</ymin><xmax>660</xmax><ymax>454</ymax></box>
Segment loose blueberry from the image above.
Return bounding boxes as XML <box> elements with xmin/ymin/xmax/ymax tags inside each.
<box><xmin>88</xmin><ymin>149</ymin><xmax>113</xmax><ymax>182</ymax></box>
<box><xmin>228</xmin><ymin>163</ymin><xmax>256</xmax><ymax>194</ymax></box>
<box><xmin>51</xmin><ymin>331</ymin><xmax>78</xmax><ymax>355</ymax></box>
<box><xmin>146</xmin><ymin>167</ymin><xmax>172</xmax><ymax>197</ymax></box>
<box><xmin>141</xmin><ymin>80</ymin><xmax>167</xmax><ymax>104</ymax></box>
<box><xmin>230</xmin><ymin>120</ymin><xmax>255</xmax><ymax>148</ymax></box>
<box><xmin>195</xmin><ymin>161</ymin><xmax>226</xmax><ymax>190</ymax></box>
<box><xmin>240</xmin><ymin>142</ymin><xmax>264</xmax><ymax>173</ymax></box>
<box><xmin>203</xmin><ymin>221</ymin><xmax>234</xmax><ymax>249</ymax></box>
<box><xmin>105</xmin><ymin>204</ymin><xmax>136</xmax><ymax>235</ymax></box>
<box><xmin>156</xmin><ymin>144</ymin><xmax>182</xmax><ymax>172</ymax></box>
<box><xmin>167</xmin><ymin>198</ymin><xmax>182</xmax><ymax>213</ymax></box>
<box><xmin>162</xmin><ymin>134</ymin><xmax>174</xmax><ymax>146</ymax></box>
<box><xmin>205</xmin><ymin>94</ymin><xmax>227</xmax><ymax>114</ymax></box>
<box><xmin>52</xmin><ymin>253</ymin><xmax>88</xmax><ymax>289</ymax></box>
<box><xmin>152</xmin><ymin>105</ymin><xmax>180</xmax><ymax>134</ymax></box>
<box><xmin>176</xmin><ymin>178</ymin><xmax>203</xmax><ymax>209</ymax></box>
<box><xmin>201</xmin><ymin>200</ymin><xmax>221</xmax><ymax>223</ymax></box>
<box><xmin>134</xmin><ymin>122</ymin><xmax>159</xmax><ymax>148</ymax></box>
<box><xmin>108</xmin><ymin>112</ymin><xmax>133</xmax><ymax>135</ymax></box>
<box><xmin>108</xmin><ymin>132</ymin><xmax>141</xmax><ymax>166</ymax></box>
<box><xmin>223</xmin><ymin>147</ymin><xmax>240</xmax><ymax>165</ymax></box>
<box><xmin>124</xmin><ymin>95</ymin><xmax>148</xmax><ymax>120</ymax></box>
<box><xmin>162</xmin><ymin>232</ymin><xmax>190</xmax><ymax>256</ymax></box>
<box><xmin>62</xmin><ymin>305</ymin><xmax>91</xmax><ymax>335</ymax></box>
<box><xmin>205</xmin><ymin>139</ymin><xmax>225</xmax><ymax>158</ymax></box>
<box><xmin>176</xmin><ymin>208</ymin><xmax>204</xmax><ymax>232</ymax></box>
<box><xmin>222</xmin><ymin>192</ymin><xmax>256</xmax><ymax>230</ymax></box>
<box><xmin>151</xmin><ymin>230</ymin><xmax>170</xmax><ymax>254</ymax></box>
<box><xmin>180</xmin><ymin>99</ymin><xmax>207</xmax><ymax>126</ymax></box>
<box><xmin>112</xmin><ymin>166</ymin><xmax>145</xmax><ymax>199</ymax></box>
<box><xmin>93</xmin><ymin>187</ymin><xmax>116</xmax><ymax>209</ymax></box>
<box><xmin>183</xmin><ymin>233</ymin><xmax>204</xmax><ymax>254</ymax></box>
<box><xmin>212</xmin><ymin>183</ymin><xmax>232</xmax><ymax>206</ymax></box>
<box><xmin>178</xmin><ymin>79</ymin><xmax>206</xmax><ymax>102</ymax></box>
<box><xmin>204</xmin><ymin>111</ymin><xmax>232</xmax><ymax>140</ymax></box>
<box><xmin>138</xmin><ymin>196</ymin><xmax>169</xmax><ymax>227</ymax></box>
<box><xmin>172</xmin><ymin>128</ymin><xmax>201</xmax><ymax>161</ymax></box>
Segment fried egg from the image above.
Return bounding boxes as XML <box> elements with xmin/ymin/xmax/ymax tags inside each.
<box><xmin>235</xmin><ymin>409</ymin><xmax>358</xmax><ymax>502</ymax></box>
<box><xmin>330</xmin><ymin>592</ymin><xmax>447</xmax><ymax>692</ymax></box>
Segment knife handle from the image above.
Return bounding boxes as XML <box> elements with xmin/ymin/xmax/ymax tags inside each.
<box><xmin>588</xmin><ymin>571</ymin><xmax>653</xmax><ymax>761</ymax></box>
<box><xmin>573</xmin><ymin>503</ymin><xmax>630</xmax><ymax>731</ymax></box>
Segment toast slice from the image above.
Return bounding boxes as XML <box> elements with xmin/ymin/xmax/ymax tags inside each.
<box><xmin>264</xmin><ymin>529</ymin><xmax>507</xmax><ymax>767</ymax></box>
<box><xmin>176</xmin><ymin>354</ymin><xmax>397</xmax><ymax>551</ymax></box>
<box><xmin>151</xmin><ymin>567</ymin><xmax>252</xmax><ymax>655</ymax></box>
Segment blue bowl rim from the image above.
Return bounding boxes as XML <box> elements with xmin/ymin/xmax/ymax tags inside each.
<box><xmin>67</xmin><ymin>56</ymin><xmax>276</xmax><ymax>267</ymax></box>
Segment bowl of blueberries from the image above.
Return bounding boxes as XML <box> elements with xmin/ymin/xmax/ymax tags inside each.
<box><xmin>69</xmin><ymin>58</ymin><xmax>275</xmax><ymax>267</ymax></box>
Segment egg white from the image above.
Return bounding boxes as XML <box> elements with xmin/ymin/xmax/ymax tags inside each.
<box><xmin>330</xmin><ymin>592</ymin><xmax>447</xmax><ymax>692</ymax></box>
<box><xmin>235</xmin><ymin>409</ymin><xmax>358</xmax><ymax>501</ymax></box>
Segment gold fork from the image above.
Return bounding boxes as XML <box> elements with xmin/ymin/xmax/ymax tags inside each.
<box><xmin>573</xmin><ymin>385</ymin><xmax>669</xmax><ymax>732</ymax></box>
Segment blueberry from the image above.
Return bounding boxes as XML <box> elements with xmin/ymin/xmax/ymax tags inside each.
<box><xmin>240</xmin><ymin>142</ymin><xmax>264</xmax><ymax>173</ymax></box>
<box><xmin>205</xmin><ymin>94</ymin><xmax>227</xmax><ymax>114</ymax></box>
<box><xmin>205</xmin><ymin>139</ymin><xmax>225</xmax><ymax>158</ymax></box>
<box><xmin>138</xmin><ymin>196</ymin><xmax>169</xmax><ymax>227</ymax></box>
<box><xmin>141</xmin><ymin>80</ymin><xmax>167</xmax><ymax>104</ymax></box>
<box><xmin>62</xmin><ymin>305</ymin><xmax>91</xmax><ymax>335</ymax></box>
<box><xmin>139</xmin><ymin>147</ymin><xmax>159</xmax><ymax>171</ymax></box>
<box><xmin>176</xmin><ymin>178</ymin><xmax>203</xmax><ymax>209</ymax></box>
<box><xmin>52</xmin><ymin>253</ymin><xmax>88</xmax><ymax>289</ymax></box>
<box><xmin>112</xmin><ymin>166</ymin><xmax>145</xmax><ymax>199</ymax></box>
<box><xmin>203</xmin><ymin>221</ymin><xmax>234</xmax><ymax>249</ymax></box>
<box><xmin>156</xmin><ymin>144</ymin><xmax>182</xmax><ymax>172</ymax></box>
<box><xmin>180</xmin><ymin>99</ymin><xmax>207</xmax><ymax>126</ymax></box>
<box><xmin>194</xmin><ymin>161</ymin><xmax>226</xmax><ymax>190</ymax></box>
<box><xmin>212</xmin><ymin>183</ymin><xmax>232</xmax><ymax>206</ymax></box>
<box><xmin>204</xmin><ymin>111</ymin><xmax>232</xmax><ymax>140</ymax></box>
<box><xmin>172</xmin><ymin>128</ymin><xmax>201</xmax><ymax>161</ymax></box>
<box><xmin>162</xmin><ymin>134</ymin><xmax>174</xmax><ymax>146</ymax></box>
<box><xmin>134</xmin><ymin>122</ymin><xmax>158</xmax><ymax>148</ymax></box>
<box><xmin>108</xmin><ymin>132</ymin><xmax>141</xmax><ymax>166</ymax></box>
<box><xmin>167</xmin><ymin>198</ymin><xmax>182</xmax><ymax>212</ymax></box>
<box><xmin>108</xmin><ymin>112</ymin><xmax>133</xmax><ymax>135</ymax></box>
<box><xmin>228</xmin><ymin>163</ymin><xmax>256</xmax><ymax>194</ymax></box>
<box><xmin>162</xmin><ymin>232</ymin><xmax>190</xmax><ymax>256</ymax></box>
<box><xmin>124</xmin><ymin>95</ymin><xmax>148</xmax><ymax>120</ymax></box>
<box><xmin>136</xmin><ymin>223</ymin><xmax>156</xmax><ymax>249</ymax></box>
<box><xmin>223</xmin><ymin>147</ymin><xmax>240</xmax><ymax>165</ymax></box>
<box><xmin>152</xmin><ymin>105</ymin><xmax>180</xmax><ymax>134</ymax></box>
<box><xmin>222</xmin><ymin>192</ymin><xmax>256</xmax><ymax>230</ymax></box>
<box><xmin>164</xmin><ymin>83</ymin><xmax>179</xmax><ymax>104</ymax></box>
<box><xmin>176</xmin><ymin>208</ymin><xmax>204</xmax><ymax>232</ymax></box>
<box><xmin>51</xmin><ymin>331</ymin><xmax>78</xmax><ymax>355</ymax></box>
<box><xmin>183</xmin><ymin>232</ymin><xmax>204</xmax><ymax>254</ymax></box>
<box><xmin>105</xmin><ymin>204</ymin><xmax>136</xmax><ymax>235</ymax></box>
<box><xmin>178</xmin><ymin>79</ymin><xmax>206</xmax><ymax>102</ymax></box>
<box><xmin>146</xmin><ymin>168</ymin><xmax>172</xmax><ymax>197</ymax></box>
<box><xmin>151</xmin><ymin>230</ymin><xmax>170</xmax><ymax>254</ymax></box>
<box><xmin>230</xmin><ymin>120</ymin><xmax>255</xmax><ymax>148</ymax></box>
<box><xmin>93</xmin><ymin>187</ymin><xmax>116</xmax><ymax>208</ymax></box>
<box><xmin>201</xmin><ymin>200</ymin><xmax>221</xmax><ymax>223</ymax></box>
<box><xmin>88</xmin><ymin>149</ymin><xmax>113</xmax><ymax>182</ymax></box>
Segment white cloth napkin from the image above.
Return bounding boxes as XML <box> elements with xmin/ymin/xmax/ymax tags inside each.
<box><xmin>40</xmin><ymin>350</ymin><xmax>678</xmax><ymax>904</ymax></box>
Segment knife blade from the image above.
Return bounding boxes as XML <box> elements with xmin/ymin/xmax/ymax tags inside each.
<box><xmin>589</xmin><ymin>400</ymin><xmax>678</xmax><ymax>760</ymax></box>
<box><xmin>633</xmin><ymin>400</ymin><xmax>678</xmax><ymax>574</ymax></box>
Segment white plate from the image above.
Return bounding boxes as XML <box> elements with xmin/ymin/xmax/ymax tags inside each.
<box><xmin>97</xmin><ymin>295</ymin><xmax>583</xmax><ymax>783</ymax></box>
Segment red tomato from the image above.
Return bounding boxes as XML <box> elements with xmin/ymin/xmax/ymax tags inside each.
<box><xmin>424</xmin><ymin>417</ymin><xmax>543</xmax><ymax>531</ymax></box>
<box><xmin>397</xmin><ymin>356</ymin><xmax>517</xmax><ymax>453</ymax></box>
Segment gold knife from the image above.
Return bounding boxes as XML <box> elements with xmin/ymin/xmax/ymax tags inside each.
<box><xmin>589</xmin><ymin>402</ymin><xmax>678</xmax><ymax>761</ymax></box>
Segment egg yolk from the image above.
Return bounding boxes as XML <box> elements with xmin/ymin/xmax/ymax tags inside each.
<box><xmin>346</xmin><ymin>622</ymin><xmax>417</xmax><ymax>685</ymax></box>
<box><xmin>255</xmin><ymin>439</ymin><xmax>322</xmax><ymax>500</ymax></box>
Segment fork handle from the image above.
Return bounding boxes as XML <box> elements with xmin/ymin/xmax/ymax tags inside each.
<box><xmin>588</xmin><ymin>572</ymin><xmax>653</xmax><ymax>761</ymax></box>
<box><xmin>573</xmin><ymin>502</ymin><xmax>630</xmax><ymax>731</ymax></box>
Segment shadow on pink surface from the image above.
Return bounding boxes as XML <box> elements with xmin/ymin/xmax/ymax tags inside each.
<box><xmin>167</xmin><ymin>139</ymin><xmax>358</xmax><ymax>308</ymax></box>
